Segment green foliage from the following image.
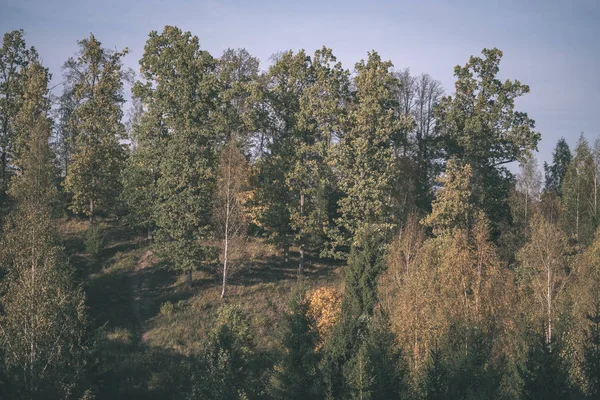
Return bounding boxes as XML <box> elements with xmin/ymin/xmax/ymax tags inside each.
<box><xmin>520</xmin><ymin>333</ymin><xmax>573</xmax><ymax>400</ymax></box>
<box><xmin>269</xmin><ymin>287</ymin><xmax>322</xmax><ymax>400</ymax></box>
<box><xmin>422</xmin><ymin>158</ymin><xmax>474</xmax><ymax>235</ymax></box>
<box><xmin>561</xmin><ymin>134</ymin><xmax>596</xmax><ymax>245</ymax></box>
<box><xmin>424</xmin><ymin>345</ymin><xmax>449</xmax><ymax>400</ymax></box>
<box><xmin>189</xmin><ymin>305</ymin><xmax>256</xmax><ymax>399</ymax></box>
<box><xmin>0</xmin><ymin>29</ymin><xmax>37</xmax><ymax>196</ymax></box>
<box><xmin>133</xmin><ymin>26</ymin><xmax>219</xmax><ymax>277</ymax></box>
<box><xmin>63</xmin><ymin>34</ymin><xmax>128</xmax><ymax>225</ymax></box>
<box><xmin>84</xmin><ymin>225</ymin><xmax>104</xmax><ymax>257</ymax></box>
<box><xmin>545</xmin><ymin>138</ymin><xmax>572</xmax><ymax>195</ymax></box>
<box><xmin>160</xmin><ymin>301</ymin><xmax>174</xmax><ymax>316</ymax></box>
<box><xmin>331</xmin><ymin>52</ymin><xmax>410</xmax><ymax>255</ymax></box>
<box><xmin>583</xmin><ymin>298</ymin><xmax>600</xmax><ymax>398</ymax></box>
<box><xmin>435</xmin><ymin>48</ymin><xmax>540</xmax><ymax>232</ymax></box>
<box><xmin>0</xmin><ymin>58</ymin><xmax>88</xmax><ymax>399</ymax></box>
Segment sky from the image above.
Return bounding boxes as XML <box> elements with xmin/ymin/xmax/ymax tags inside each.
<box><xmin>1</xmin><ymin>0</ymin><xmax>599</xmax><ymax>166</ymax></box>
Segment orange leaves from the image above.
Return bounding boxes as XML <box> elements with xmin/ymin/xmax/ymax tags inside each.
<box><xmin>307</xmin><ymin>287</ymin><xmax>342</xmax><ymax>345</ymax></box>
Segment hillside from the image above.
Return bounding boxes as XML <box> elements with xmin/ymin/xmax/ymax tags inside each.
<box><xmin>60</xmin><ymin>218</ymin><xmax>343</xmax><ymax>398</ymax></box>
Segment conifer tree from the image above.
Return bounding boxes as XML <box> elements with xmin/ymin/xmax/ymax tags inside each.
<box><xmin>270</xmin><ymin>287</ymin><xmax>322</xmax><ymax>400</ymax></box>
<box><xmin>544</xmin><ymin>137</ymin><xmax>572</xmax><ymax>195</ymax></box>
<box><xmin>63</xmin><ymin>34</ymin><xmax>128</xmax><ymax>226</ymax></box>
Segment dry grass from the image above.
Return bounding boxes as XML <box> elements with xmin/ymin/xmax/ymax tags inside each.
<box><xmin>58</xmin><ymin>217</ymin><xmax>345</xmax><ymax>398</ymax></box>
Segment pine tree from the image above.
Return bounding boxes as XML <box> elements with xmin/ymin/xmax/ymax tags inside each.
<box><xmin>583</xmin><ymin>298</ymin><xmax>600</xmax><ymax>398</ymax></box>
<box><xmin>270</xmin><ymin>287</ymin><xmax>322</xmax><ymax>400</ymax></box>
<box><xmin>425</xmin><ymin>344</ymin><xmax>449</xmax><ymax>400</ymax></box>
<box><xmin>63</xmin><ymin>34</ymin><xmax>128</xmax><ymax>226</ymax></box>
<box><xmin>189</xmin><ymin>305</ymin><xmax>256</xmax><ymax>399</ymax></box>
<box><xmin>0</xmin><ymin>60</ymin><xmax>87</xmax><ymax>399</ymax></box>
<box><xmin>544</xmin><ymin>138</ymin><xmax>572</xmax><ymax>195</ymax></box>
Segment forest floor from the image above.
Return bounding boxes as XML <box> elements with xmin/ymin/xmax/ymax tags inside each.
<box><xmin>59</xmin><ymin>217</ymin><xmax>343</xmax><ymax>398</ymax></box>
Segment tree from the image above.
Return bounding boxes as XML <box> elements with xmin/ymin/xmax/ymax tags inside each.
<box><xmin>435</xmin><ymin>48</ymin><xmax>540</xmax><ymax>232</ymax></box>
<box><xmin>544</xmin><ymin>137</ymin><xmax>572</xmax><ymax>195</ymax></box>
<box><xmin>215</xmin><ymin>48</ymin><xmax>260</xmax><ymax>153</ymax></box>
<box><xmin>515</xmin><ymin>151</ymin><xmax>543</xmax><ymax>222</ymax></box>
<box><xmin>0</xmin><ymin>60</ymin><xmax>87</xmax><ymax>399</ymax></box>
<box><xmin>63</xmin><ymin>34</ymin><xmax>128</xmax><ymax>226</ymax></box>
<box><xmin>189</xmin><ymin>305</ymin><xmax>256</xmax><ymax>399</ymax></box>
<box><xmin>323</xmin><ymin>226</ymin><xmax>406</xmax><ymax>399</ymax></box>
<box><xmin>518</xmin><ymin>215</ymin><xmax>570</xmax><ymax>344</ymax></box>
<box><xmin>53</xmin><ymin>85</ymin><xmax>77</xmax><ymax>178</ymax></box>
<box><xmin>133</xmin><ymin>26</ymin><xmax>220</xmax><ymax>288</ymax></box>
<box><xmin>424</xmin><ymin>344</ymin><xmax>449</xmax><ymax>400</ymax></box>
<box><xmin>331</xmin><ymin>51</ymin><xmax>410</xmax><ymax>255</ymax></box>
<box><xmin>0</xmin><ymin>30</ymin><xmax>37</xmax><ymax>196</ymax></box>
<box><xmin>213</xmin><ymin>140</ymin><xmax>250</xmax><ymax>299</ymax></box>
<box><xmin>412</xmin><ymin>73</ymin><xmax>444</xmax><ymax>211</ymax></box>
<box><xmin>561</xmin><ymin>134</ymin><xmax>596</xmax><ymax>244</ymax></box>
<box><xmin>269</xmin><ymin>287</ymin><xmax>322</xmax><ymax>400</ymax></box>
<box><xmin>422</xmin><ymin>158</ymin><xmax>474</xmax><ymax>235</ymax></box>
<box><xmin>583</xmin><ymin>298</ymin><xmax>600</xmax><ymax>398</ymax></box>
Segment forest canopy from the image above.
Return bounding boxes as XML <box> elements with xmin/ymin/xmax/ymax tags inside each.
<box><xmin>0</xmin><ymin>26</ymin><xmax>598</xmax><ymax>400</ymax></box>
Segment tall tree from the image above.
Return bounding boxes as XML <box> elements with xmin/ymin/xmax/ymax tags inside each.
<box><xmin>133</xmin><ymin>26</ymin><xmax>219</xmax><ymax>287</ymax></box>
<box><xmin>515</xmin><ymin>151</ymin><xmax>543</xmax><ymax>222</ymax></box>
<box><xmin>422</xmin><ymin>158</ymin><xmax>474</xmax><ymax>235</ymax></box>
<box><xmin>0</xmin><ymin>60</ymin><xmax>87</xmax><ymax>399</ymax></box>
<box><xmin>544</xmin><ymin>137</ymin><xmax>572</xmax><ymax>195</ymax></box>
<box><xmin>561</xmin><ymin>134</ymin><xmax>596</xmax><ymax>244</ymax></box>
<box><xmin>269</xmin><ymin>287</ymin><xmax>322</xmax><ymax>400</ymax></box>
<box><xmin>435</xmin><ymin>48</ymin><xmax>540</xmax><ymax>233</ymax></box>
<box><xmin>518</xmin><ymin>215</ymin><xmax>570</xmax><ymax>344</ymax></box>
<box><xmin>0</xmin><ymin>30</ymin><xmax>37</xmax><ymax>197</ymax></box>
<box><xmin>213</xmin><ymin>140</ymin><xmax>250</xmax><ymax>299</ymax></box>
<box><xmin>63</xmin><ymin>34</ymin><xmax>128</xmax><ymax>226</ymax></box>
<box><xmin>331</xmin><ymin>51</ymin><xmax>410</xmax><ymax>255</ymax></box>
<box><xmin>412</xmin><ymin>73</ymin><xmax>444</xmax><ymax>211</ymax></box>
<box><xmin>53</xmin><ymin>85</ymin><xmax>77</xmax><ymax>178</ymax></box>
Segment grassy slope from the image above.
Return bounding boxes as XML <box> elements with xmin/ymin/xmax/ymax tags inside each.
<box><xmin>60</xmin><ymin>218</ymin><xmax>343</xmax><ymax>399</ymax></box>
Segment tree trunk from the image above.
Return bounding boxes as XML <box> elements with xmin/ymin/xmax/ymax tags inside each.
<box><xmin>221</xmin><ymin>237</ymin><xmax>228</xmax><ymax>299</ymax></box>
<box><xmin>89</xmin><ymin>198</ymin><xmax>94</xmax><ymax>227</ymax></box>
<box><xmin>547</xmin><ymin>262</ymin><xmax>552</xmax><ymax>344</ymax></box>
<box><xmin>298</xmin><ymin>192</ymin><xmax>304</xmax><ymax>277</ymax></box>
<box><xmin>185</xmin><ymin>268</ymin><xmax>193</xmax><ymax>289</ymax></box>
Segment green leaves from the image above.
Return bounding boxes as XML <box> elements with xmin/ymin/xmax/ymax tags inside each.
<box><xmin>63</xmin><ymin>34</ymin><xmax>128</xmax><ymax>223</ymax></box>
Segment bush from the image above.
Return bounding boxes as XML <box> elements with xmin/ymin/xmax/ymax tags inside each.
<box><xmin>160</xmin><ymin>301</ymin><xmax>174</xmax><ymax>315</ymax></box>
<box><xmin>85</xmin><ymin>226</ymin><xmax>104</xmax><ymax>257</ymax></box>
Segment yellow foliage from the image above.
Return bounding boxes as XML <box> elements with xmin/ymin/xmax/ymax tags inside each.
<box><xmin>307</xmin><ymin>287</ymin><xmax>342</xmax><ymax>345</ymax></box>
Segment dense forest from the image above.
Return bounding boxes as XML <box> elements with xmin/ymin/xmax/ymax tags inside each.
<box><xmin>0</xmin><ymin>25</ymin><xmax>599</xmax><ymax>399</ymax></box>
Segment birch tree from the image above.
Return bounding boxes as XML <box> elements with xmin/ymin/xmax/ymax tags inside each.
<box><xmin>0</xmin><ymin>60</ymin><xmax>87</xmax><ymax>398</ymax></box>
<box><xmin>561</xmin><ymin>134</ymin><xmax>595</xmax><ymax>244</ymax></box>
<box><xmin>213</xmin><ymin>140</ymin><xmax>250</xmax><ymax>299</ymax></box>
<box><xmin>518</xmin><ymin>215</ymin><xmax>569</xmax><ymax>344</ymax></box>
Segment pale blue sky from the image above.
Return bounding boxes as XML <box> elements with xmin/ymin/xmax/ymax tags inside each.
<box><xmin>2</xmin><ymin>0</ymin><xmax>599</xmax><ymax>165</ymax></box>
